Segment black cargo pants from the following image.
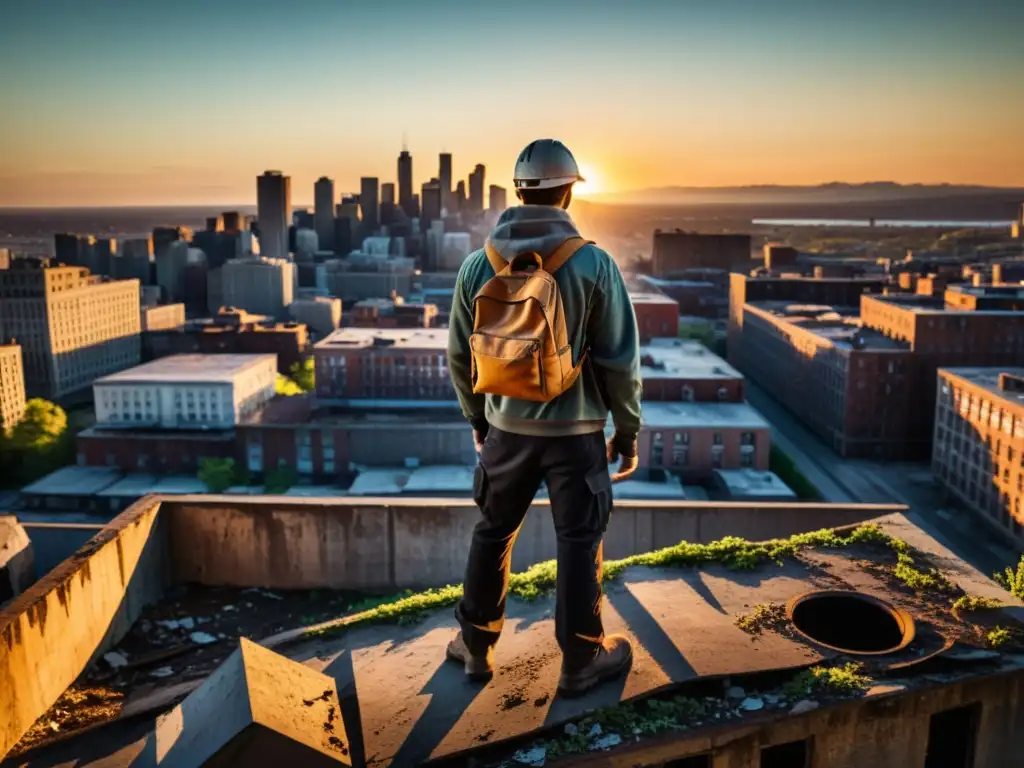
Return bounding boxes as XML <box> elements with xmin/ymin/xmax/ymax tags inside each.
<box><xmin>455</xmin><ymin>426</ymin><xmax>613</xmax><ymax>670</ymax></box>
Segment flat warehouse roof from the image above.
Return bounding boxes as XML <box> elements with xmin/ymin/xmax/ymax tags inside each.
<box><xmin>94</xmin><ymin>354</ymin><xmax>277</xmax><ymax>385</ymax></box>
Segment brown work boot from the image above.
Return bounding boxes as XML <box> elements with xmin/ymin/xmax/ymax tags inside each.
<box><xmin>445</xmin><ymin>631</ymin><xmax>494</xmax><ymax>682</ymax></box>
<box><xmin>557</xmin><ymin>635</ymin><xmax>633</xmax><ymax>698</ymax></box>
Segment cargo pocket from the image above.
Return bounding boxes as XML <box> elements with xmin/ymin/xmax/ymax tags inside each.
<box><xmin>473</xmin><ymin>464</ymin><xmax>490</xmax><ymax>509</ymax></box>
<box><xmin>585</xmin><ymin>470</ymin><xmax>613</xmax><ymax>534</ymax></box>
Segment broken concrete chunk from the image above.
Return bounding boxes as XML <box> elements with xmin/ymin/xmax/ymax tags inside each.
<box><xmin>590</xmin><ymin>733</ymin><xmax>622</xmax><ymax>751</ymax></box>
<box><xmin>178</xmin><ymin>617</ymin><xmax>196</xmax><ymax>630</ymax></box>
<box><xmin>138</xmin><ymin>638</ymin><xmax>350</xmax><ymax>766</ymax></box>
<box><xmin>726</xmin><ymin>685</ymin><xmax>746</xmax><ymax>699</ymax></box>
<box><xmin>190</xmin><ymin>631</ymin><xmax>217</xmax><ymax>645</ymax></box>
<box><xmin>150</xmin><ymin>667</ymin><xmax>174</xmax><ymax>678</ymax></box>
<box><xmin>740</xmin><ymin>697</ymin><xmax>764</xmax><ymax>711</ymax></box>
<box><xmin>790</xmin><ymin>699</ymin><xmax>820</xmax><ymax>715</ymax></box>
<box><xmin>104</xmin><ymin>652</ymin><xmax>129</xmax><ymax>669</ymax></box>
<box><xmin>514</xmin><ymin>746</ymin><xmax>547</xmax><ymax>766</ymax></box>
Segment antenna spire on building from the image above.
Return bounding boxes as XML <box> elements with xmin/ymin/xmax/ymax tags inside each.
<box><xmin>402</xmin><ymin>131</ymin><xmax>408</xmax><ymax>152</ymax></box>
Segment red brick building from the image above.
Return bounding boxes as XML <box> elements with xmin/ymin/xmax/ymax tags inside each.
<box><xmin>350</xmin><ymin>299</ymin><xmax>439</xmax><ymax>329</ymax></box>
<box><xmin>629</xmin><ymin>291</ymin><xmax>679</xmax><ymax>341</ymax></box>
<box><xmin>636</xmin><ymin>401</ymin><xmax>770</xmax><ymax>480</ymax></box>
<box><xmin>932</xmin><ymin>368</ymin><xmax>1024</xmax><ymax>549</ymax></box>
<box><xmin>639</xmin><ymin>338</ymin><xmax>744</xmax><ymax>403</ymax></box>
<box><xmin>314</xmin><ymin>328</ymin><xmax>451</xmax><ymax>401</ymax></box>
<box><xmin>652</xmin><ymin>231</ymin><xmax>752</xmax><ymax>277</ymax></box>
<box><xmin>727</xmin><ymin>272</ymin><xmax>890</xmax><ymax>370</ymax></box>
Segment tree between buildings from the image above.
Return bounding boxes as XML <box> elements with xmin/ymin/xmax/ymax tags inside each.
<box><xmin>275</xmin><ymin>374</ymin><xmax>303</xmax><ymax>396</ymax></box>
<box><xmin>287</xmin><ymin>357</ymin><xmax>315</xmax><ymax>392</ymax></box>
<box><xmin>0</xmin><ymin>399</ymin><xmax>71</xmax><ymax>486</ymax></box>
<box><xmin>197</xmin><ymin>457</ymin><xmax>250</xmax><ymax>494</ymax></box>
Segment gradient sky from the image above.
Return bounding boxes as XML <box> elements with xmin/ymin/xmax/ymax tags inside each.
<box><xmin>1</xmin><ymin>0</ymin><xmax>1022</xmax><ymax>206</ymax></box>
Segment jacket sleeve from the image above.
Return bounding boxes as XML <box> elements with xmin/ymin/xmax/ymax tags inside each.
<box><xmin>447</xmin><ymin>259</ymin><xmax>487</xmax><ymax>432</ymax></box>
<box><xmin>587</xmin><ymin>255</ymin><xmax>642</xmax><ymax>450</ymax></box>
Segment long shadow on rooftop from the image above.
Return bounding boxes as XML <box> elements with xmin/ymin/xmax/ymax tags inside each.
<box><xmin>387</xmin><ymin>657</ymin><xmax>485</xmax><ymax>766</ymax></box>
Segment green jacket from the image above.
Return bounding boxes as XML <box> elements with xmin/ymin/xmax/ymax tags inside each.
<box><xmin>447</xmin><ymin>205</ymin><xmax>642</xmax><ymax>448</ymax></box>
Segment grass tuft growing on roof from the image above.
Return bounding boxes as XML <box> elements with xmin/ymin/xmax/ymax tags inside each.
<box><xmin>302</xmin><ymin>522</ymin><xmax>912</xmax><ymax>640</ymax></box>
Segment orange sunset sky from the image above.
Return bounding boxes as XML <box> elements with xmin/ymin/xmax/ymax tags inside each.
<box><xmin>1</xmin><ymin>0</ymin><xmax>1022</xmax><ymax>207</ymax></box>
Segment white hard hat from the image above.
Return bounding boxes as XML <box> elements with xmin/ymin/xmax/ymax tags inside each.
<box><xmin>513</xmin><ymin>139</ymin><xmax>585</xmax><ymax>190</ymax></box>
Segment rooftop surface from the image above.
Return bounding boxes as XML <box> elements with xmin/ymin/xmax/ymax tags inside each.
<box><xmin>93</xmin><ymin>354</ymin><xmax>277</xmax><ymax>385</ymax></box>
<box><xmin>746</xmin><ymin>301</ymin><xmax>909</xmax><ymax>351</ymax></box>
<box><xmin>866</xmin><ymin>293</ymin><xmax>1024</xmax><ymax>316</ymax></box>
<box><xmin>640</xmin><ymin>400</ymin><xmax>770</xmax><ymax>430</ymax></box>
<box><xmin>640</xmin><ymin>337</ymin><xmax>741</xmax><ymax>381</ymax></box>
<box><xmin>6</xmin><ymin>511</ymin><xmax>1022</xmax><ymax>766</ymax></box>
<box><xmin>713</xmin><ymin>469</ymin><xmax>797</xmax><ymax>499</ymax></box>
<box><xmin>315</xmin><ymin>327</ymin><xmax>448</xmax><ymax>351</ymax></box>
<box><xmin>940</xmin><ymin>367</ymin><xmax>1024</xmax><ymax>407</ymax></box>
<box><xmin>627</xmin><ymin>290</ymin><xmax>680</xmax><ymax>305</ymax></box>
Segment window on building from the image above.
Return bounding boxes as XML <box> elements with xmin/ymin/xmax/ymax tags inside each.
<box><xmin>713</xmin><ymin>432</ymin><xmax>723</xmax><ymax>446</ymax></box>
<box><xmin>712</xmin><ymin>451</ymin><xmax>724</xmax><ymax>469</ymax></box>
<box><xmin>741</xmin><ymin>452</ymin><xmax>754</xmax><ymax>468</ymax></box>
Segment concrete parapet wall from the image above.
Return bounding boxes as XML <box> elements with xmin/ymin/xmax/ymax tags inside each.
<box><xmin>164</xmin><ymin>496</ymin><xmax>902</xmax><ymax>590</ymax></box>
<box><xmin>0</xmin><ymin>498</ymin><xmax>170</xmax><ymax>759</ymax></box>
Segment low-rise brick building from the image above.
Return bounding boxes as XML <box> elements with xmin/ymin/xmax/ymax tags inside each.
<box><xmin>932</xmin><ymin>367</ymin><xmax>1024</xmax><ymax>548</ymax></box>
<box><xmin>314</xmin><ymin>327</ymin><xmax>450</xmax><ymax>401</ymax></box>
<box><xmin>629</xmin><ymin>290</ymin><xmax>679</xmax><ymax>341</ymax></box>
<box><xmin>738</xmin><ymin>301</ymin><xmax>915</xmax><ymax>459</ymax></box>
<box><xmin>727</xmin><ymin>272</ymin><xmax>889</xmax><ymax>370</ymax></box>
<box><xmin>639</xmin><ymin>338</ymin><xmax>744</xmax><ymax>402</ymax></box>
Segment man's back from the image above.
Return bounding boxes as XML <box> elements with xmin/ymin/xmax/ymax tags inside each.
<box><xmin>448</xmin><ymin>205</ymin><xmax>642</xmax><ymax>444</ymax></box>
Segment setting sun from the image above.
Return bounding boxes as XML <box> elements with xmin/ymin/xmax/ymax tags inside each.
<box><xmin>574</xmin><ymin>165</ymin><xmax>601</xmax><ymax>197</ymax></box>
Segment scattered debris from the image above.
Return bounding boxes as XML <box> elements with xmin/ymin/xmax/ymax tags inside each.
<box><xmin>563</xmin><ymin>723</ymin><xmax>578</xmax><ymax>737</ymax></box>
<box><xmin>587</xmin><ymin>724</ymin><xmax>602</xmax><ymax>738</ymax></box>
<box><xmin>156</xmin><ymin>620</ymin><xmax>181</xmax><ymax>631</ymax></box>
<box><xmin>190</xmin><ymin>632</ymin><xmax>218</xmax><ymax>645</ymax></box>
<box><xmin>103</xmin><ymin>652</ymin><xmax>129</xmax><ymax>669</ymax></box>
<box><xmin>790</xmin><ymin>699</ymin><xmax>820</xmax><ymax>715</ymax></box>
<box><xmin>725</xmin><ymin>685</ymin><xmax>746</xmax><ymax>699</ymax></box>
<box><xmin>590</xmin><ymin>733</ymin><xmax>622</xmax><ymax>751</ymax></box>
<box><xmin>740</xmin><ymin>697</ymin><xmax>764</xmax><ymax>712</ymax></box>
<box><xmin>221</xmin><ymin>605</ymin><xmax>237</xmax><ymax>612</ymax></box>
<box><xmin>150</xmin><ymin>667</ymin><xmax>175</xmax><ymax>678</ymax></box>
<box><xmin>764</xmin><ymin>693</ymin><xmax>782</xmax><ymax>705</ymax></box>
<box><xmin>534</xmin><ymin>695</ymin><xmax>549</xmax><ymax>707</ymax></box>
<box><xmin>178</xmin><ymin>617</ymin><xmax>196</xmax><ymax>630</ymax></box>
<box><xmin>514</xmin><ymin>746</ymin><xmax>547</xmax><ymax>766</ymax></box>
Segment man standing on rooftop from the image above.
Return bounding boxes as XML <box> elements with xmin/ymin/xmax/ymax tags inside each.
<box><xmin>446</xmin><ymin>139</ymin><xmax>643</xmax><ymax>697</ymax></box>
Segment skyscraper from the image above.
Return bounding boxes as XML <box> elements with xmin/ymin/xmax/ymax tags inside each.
<box><xmin>398</xmin><ymin>150</ymin><xmax>413</xmax><ymax>217</ymax></box>
<box><xmin>489</xmin><ymin>184</ymin><xmax>508</xmax><ymax>214</ymax></box>
<box><xmin>360</xmin><ymin>177</ymin><xmax>380</xmax><ymax>235</ymax></box>
<box><xmin>381</xmin><ymin>182</ymin><xmax>395</xmax><ymax>205</ymax></box>
<box><xmin>314</xmin><ymin>176</ymin><xmax>335</xmax><ymax>252</ymax></box>
<box><xmin>152</xmin><ymin>226</ymin><xmax>191</xmax><ymax>260</ymax></box>
<box><xmin>439</xmin><ymin>153</ymin><xmax>452</xmax><ymax>214</ymax></box>
<box><xmin>421</xmin><ymin>178</ymin><xmax>442</xmax><ymax>227</ymax></box>
<box><xmin>468</xmin><ymin>164</ymin><xmax>486</xmax><ymax>214</ymax></box>
<box><xmin>257</xmin><ymin>170</ymin><xmax>292</xmax><ymax>261</ymax></box>
<box><xmin>455</xmin><ymin>180</ymin><xmax>466</xmax><ymax>212</ymax></box>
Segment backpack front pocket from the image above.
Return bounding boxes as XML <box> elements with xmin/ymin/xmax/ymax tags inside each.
<box><xmin>470</xmin><ymin>333</ymin><xmax>547</xmax><ymax>401</ymax></box>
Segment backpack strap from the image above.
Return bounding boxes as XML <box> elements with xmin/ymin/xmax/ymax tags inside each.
<box><xmin>543</xmin><ymin>237</ymin><xmax>593</xmax><ymax>274</ymax></box>
<box><xmin>484</xmin><ymin>240</ymin><xmax>506</xmax><ymax>274</ymax></box>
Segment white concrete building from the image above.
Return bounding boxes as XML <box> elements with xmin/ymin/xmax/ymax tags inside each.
<box><xmin>440</xmin><ymin>232</ymin><xmax>473</xmax><ymax>271</ymax></box>
<box><xmin>93</xmin><ymin>354</ymin><xmax>276</xmax><ymax>430</ymax></box>
<box><xmin>289</xmin><ymin>297</ymin><xmax>342</xmax><ymax>336</ymax></box>
<box><xmin>222</xmin><ymin>257</ymin><xmax>296</xmax><ymax>320</ymax></box>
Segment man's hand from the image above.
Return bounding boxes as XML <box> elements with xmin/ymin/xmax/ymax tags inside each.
<box><xmin>471</xmin><ymin>419</ymin><xmax>488</xmax><ymax>454</ymax></box>
<box><xmin>607</xmin><ymin>434</ymin><xmax>639</xmax><ymax>483</ymax></box>
<box><xmin>473</xmin><ymin>429</ymin><xmax>486</xmax><ymax>454</ymax></box>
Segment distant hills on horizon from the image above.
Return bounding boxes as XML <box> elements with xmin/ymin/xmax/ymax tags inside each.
<box><xmin>584</xmin><ymin>182</ymin><xmax>1024</xmax><ymax>207</ymax></box>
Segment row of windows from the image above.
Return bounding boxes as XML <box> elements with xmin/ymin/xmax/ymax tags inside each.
<box><xmin>651</xmin><ymin>430</ymin><xmax>758</xmax><ymax>446</ymax></box>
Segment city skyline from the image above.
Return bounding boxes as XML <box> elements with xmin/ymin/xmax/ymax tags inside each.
<box><xmin>1</xmin><ymin>0</ymin><xmax>1022</xmax><ymax>206</ymax></box>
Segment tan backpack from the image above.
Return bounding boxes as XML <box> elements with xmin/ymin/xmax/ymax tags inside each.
<box><xmin>470</xmin><ymin>236</ymin><xmax>593</xmax><ymax>403</ymax></box>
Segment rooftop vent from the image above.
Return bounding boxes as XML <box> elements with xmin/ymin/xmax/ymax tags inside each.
<box><xmin>786</xmin><ymin>590</ymin><xmax>915</xmax><ymax>655</ymax></box>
